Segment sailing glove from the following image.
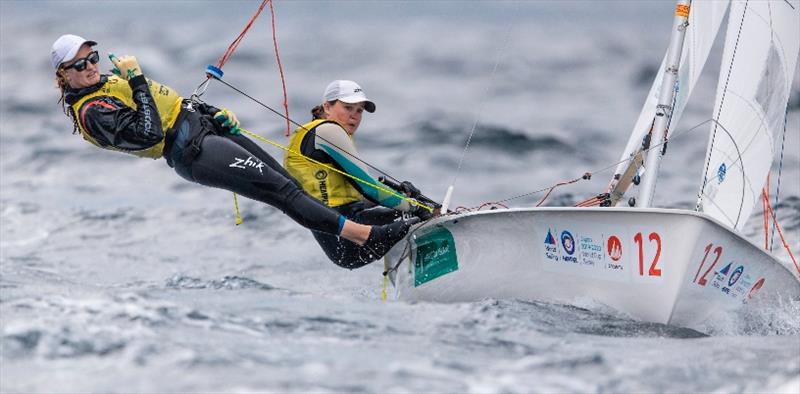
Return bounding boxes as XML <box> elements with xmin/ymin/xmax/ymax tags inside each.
<box><xmin>214</xmin><ymin>108</ymin><xmax>241</xmax><ymax>135</ymax></box>
<box><xmin>399</xmin><ymin>181</ymin><xmax>422</xmax><ymax>199</ymax></box>
<box><xmin>109</xmin><ymin>54</ymin><xmax>143</xmax><ymax>80</ymax></box>
<box><xmin>410</xmin><ymin>201</ymin><xmax>434</xmax><ymax>221</ymax></box>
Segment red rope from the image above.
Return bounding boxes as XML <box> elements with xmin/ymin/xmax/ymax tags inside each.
<box><xmin>207</xmin><ymin>0</ymin><xmax>291</xmax><ymax>137</ymax></box>
<box><xmin>476</xmin><ymin>202</ymin><xmax>509</xmax><ymax>211</ymax></box>
<box><xmin>215</xmin><ymin>0</ymin><xmax>270</xmax><ymax>71</ymax></box>
<box><xmin>762</xmin><ymin>187</ymin><xmax>799</xmax><ymax>275</ymax></box>
<box><xmin>575</xmin><ymin>196</ymin><xmax>603</xmax><ymax>207</ymax></box>
<box><xmin>267</xmin><ymin>1</ymin><xmax>291</xmax><ymax>137</ymax></box>
<box><xmin>536</xmin><ymin>178</ymin><xmax>581</xmax><ymax>207</ymax></box>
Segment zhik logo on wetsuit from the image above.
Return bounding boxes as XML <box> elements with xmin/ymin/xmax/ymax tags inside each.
<box><xmin>229</xmin><ymin>156</ymin><xmax>265</xmax><ymax>174</ymax></box>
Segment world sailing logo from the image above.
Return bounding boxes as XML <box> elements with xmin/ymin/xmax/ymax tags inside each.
<box><xmin>545</xmin><ymin>230</ymin><xmax>556</xmax><ymax>245</ymax></box>
<box><xmin>543</xmin><ymin>229</ymin><xmax>558</xmax><ymax>262</ymax></box>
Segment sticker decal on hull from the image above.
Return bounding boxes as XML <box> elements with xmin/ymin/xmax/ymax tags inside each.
<box><xmin>414</xmin><ymin>227</ymin><xmax>458</xmax><ymax>287</ymax></box>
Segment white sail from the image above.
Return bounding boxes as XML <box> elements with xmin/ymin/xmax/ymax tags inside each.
<box><xmin>613</xmin><ymin>0</ymin><xmax>730</xmax><ymax>195</ymax></box>
<box><xmin>698</xmin><ymin>0</ymin><xmax>800</xmax><ymax>231</ymax></box>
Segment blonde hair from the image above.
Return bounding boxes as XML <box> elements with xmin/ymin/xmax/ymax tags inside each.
<box><xmin>55</xmin><ymin>69</ymin><xmax>80</xmax><ymax>134</ymax></box>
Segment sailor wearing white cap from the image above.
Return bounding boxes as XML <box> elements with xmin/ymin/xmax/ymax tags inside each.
<box><xmin>284</xmin><ymin>80</ymin><xmax>431</xmax><ymax>269</ymax></box>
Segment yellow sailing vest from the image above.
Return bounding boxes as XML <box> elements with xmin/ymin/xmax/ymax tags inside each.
<box><xmin>284</xmin><ymin>119</ymin><xmax>362</xmax><ymax>207</ymax></box>
<box><xmin>70</xmin><ymin>75</ymin><xmax>184</xmax><ymax>159</ymax></box>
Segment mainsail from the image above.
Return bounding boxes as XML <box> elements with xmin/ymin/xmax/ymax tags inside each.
<box><xmin>612</xmin><ymin>0</ymin><xmax>730</xmax><ymax>203</ymax></box>
<box><xmin>698</xmin><ymin>0</ymin><xmax>800</xmax><ymax>231</ymax></box>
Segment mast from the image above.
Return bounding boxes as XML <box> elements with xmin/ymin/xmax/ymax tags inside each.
<box><xmin>637</xmin><ymin>0</ymin><xmax>692</xmax><ymax>208</ymax></box>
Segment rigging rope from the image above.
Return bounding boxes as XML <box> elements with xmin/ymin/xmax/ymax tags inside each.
<box><xmin>761</xmin><ymin>187</ymin><xmax>799</xmax><ymax>275</ymax></box>
<box><xmin>211</xmin><ymin>76</ymin><xmax>407</xmax><ymax>187</ymax></box>
<box><xmin>193</xmin><ymin>0</ymin><xmax>428</xmax><ymax>219</ymax></box>
<box><xmin>214</xmin><ymin>1</ymin><xmax>270</xmax><ymax>71</ymax></box>
<box><xmin>266</xmin><ymin>0</ymin><xmax>292</xmax><ymax>137</ymax></box>
<box><xmin>771</xmin><ymin>107</ymin><xmax>789</xmax><ymax>251</ymax></box>
<box><xmin>452</xmin><ymin>41</ymin><xmax>508</xmax><ymax>187</ymax></box>
<box><xmin>449</xmin><ymin>9</ymin><xmax>515</xmax><ymax>190</ymax></box>
<box><xmin>763</xmin><ymin>176</ymin><xmax>770</xmax><ymax>250</ymax></box>
<box><xmin>471</xmin><ymin>118</ymin><xmax>717</xmax><ymax>211</ymax></box>
<box><xmin>697</xmin><ymin>0</ymin><xmax>749</xmax><ymax>209</ymax></box>
<box><xmin>207</xmin><ymin>0</ymin><xmax>273</xmax><ymax>224</ymax></box>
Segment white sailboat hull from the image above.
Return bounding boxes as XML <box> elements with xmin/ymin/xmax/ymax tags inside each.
<box><xmin>386</xmin><ymin>208</ymin><xmax>799</xmax><ymax>330</ymax></box>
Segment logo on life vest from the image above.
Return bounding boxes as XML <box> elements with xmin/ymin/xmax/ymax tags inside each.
<box><xmin>229</xmin><ymin>156</ymin><xmax>265</xmax><ymax>174</ymax></box>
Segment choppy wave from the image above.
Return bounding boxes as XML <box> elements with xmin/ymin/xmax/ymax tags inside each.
<box><xmin>164</xmin><ymin>274</ymin><xmax>277</xmax><ymax>291</ymax></box>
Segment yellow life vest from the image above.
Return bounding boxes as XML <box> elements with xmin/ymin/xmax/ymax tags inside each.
<box><xmin>70</xmin><ymin>75</ymin><xmax>184</xmax><ymax>159</ymax></box>
<box><xmin>284</xmin><ymin>119</ymin><xmax>363</xmax><ymax>207</ymax></box>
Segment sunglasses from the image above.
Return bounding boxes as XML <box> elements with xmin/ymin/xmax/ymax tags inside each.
<box><xmin>63</xmin><ymin>51</ymin><xmax>99</xmax><ymax>72</ymax></box>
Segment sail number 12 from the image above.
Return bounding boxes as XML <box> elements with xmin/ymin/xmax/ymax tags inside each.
<box><xmin>634</xmin><ymin>232</ymin><xmax>662</xmax><ymax>277</ymax></box>
<box><xmin>693</xmin><ymin>243</ymin><xmax>723</xmax><ymax>286</ymax></box>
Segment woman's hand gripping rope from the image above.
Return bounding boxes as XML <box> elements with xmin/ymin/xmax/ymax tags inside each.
<box><xmin>214</xmin><ymin>108</ymin><xmax>241</xmax><ymax>135</ymax></box>
<box><xmin>109</xmin><ymin>53</ymin><xmax>143</xmax><ymax>80</ymax></box>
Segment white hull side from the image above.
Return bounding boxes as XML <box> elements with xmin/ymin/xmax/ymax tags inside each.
<box><xmin>386</xmin><ymin>208</ymin><xmax>799</xmax><ymax>330</ymax></box>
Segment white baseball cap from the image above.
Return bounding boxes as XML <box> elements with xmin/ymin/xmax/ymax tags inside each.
<box><xmin>51</xmin><ymin>34</ymin><xmax>97</xmax><ymax>71</ymax></box>
<box><xmin>323</xmin><ymin>80</ymin><xmax>376</xmax><ymax>113</ymax></box>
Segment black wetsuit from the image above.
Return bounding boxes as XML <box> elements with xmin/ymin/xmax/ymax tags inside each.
<box><xmin>313</xmin><ymin>202</ymin><xmax>403</xmax><ymax>269</ymax></box>
<box><xmin>295</xmin><ymin>129</ymin><xmax>404</xmax><ymax>269</ymax></box>
<box><xmin>65</xmin><ymin>76</ymin><xmax>343</xmax><ymax>236</ymax></box>
<box><xmin>165</xmin><ymin>105</ymin><xmax>342</xmax><ymax>234</ymax></box>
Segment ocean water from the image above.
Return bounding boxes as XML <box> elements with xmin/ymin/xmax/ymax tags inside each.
<box><xmin>2</xmin><ymin>1</ymin><xmax>799</xmax><ymax>393</ymax></box>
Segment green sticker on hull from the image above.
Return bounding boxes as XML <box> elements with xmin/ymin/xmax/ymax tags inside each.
<box><xmin>414</xmin><ymin>227</ymin><xmax>458</xmax><ymax>286</ymax></box>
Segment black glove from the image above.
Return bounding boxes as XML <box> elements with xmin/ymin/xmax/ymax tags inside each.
<box><xmin>399</xmin><ymin>181</ymin><xmax>422</xmax><ymax>199</ymax></box>
<box><xmin>410</xmin><ymin>201</ymin><xmax>434</xmax><ymax>221</ymax></box>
